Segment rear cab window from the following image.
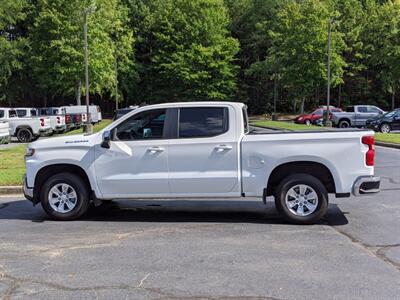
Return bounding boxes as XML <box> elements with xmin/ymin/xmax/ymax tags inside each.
<box><xmin>16</xmin><ymin>110</ymin><xmax>27</xmax><ymax>117</ymax></box>
<box><xmin>178</xmin><ymin>107</ymin><xmax>229</xmax><ymax>138</ymax></box>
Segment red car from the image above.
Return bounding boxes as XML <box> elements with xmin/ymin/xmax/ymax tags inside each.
<box><xmin>294</xmin><ymin>107</ymin><xmax>342</xmax><ymax>125</ymax></box>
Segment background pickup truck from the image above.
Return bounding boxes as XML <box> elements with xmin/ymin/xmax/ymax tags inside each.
<box><xmin>331</xmin><ymin>105</ymin><xmax>384</xmax><ymax>128</ymax></box>
<box><xmin>0</xmin><ymin>120</ymin><xmax>10</xmax><ymax>144</ymax></box>
<box><xmin>0</xmin><ymin>108</ymin><xmax>52</xmax><ymax>142</ymax></box>
<box><xmin>24</xmin><ymin>102</ymin><xmax>380</xmax><ymax>224</ymax></box>
<box><xmin>38</xmin><ymin>107</ymin><xmax>68</xmax><ymax>133</ymax></box>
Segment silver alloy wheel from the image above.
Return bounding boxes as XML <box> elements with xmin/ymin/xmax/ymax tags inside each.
<box><xmin>48</xmin><ymin>183</ymin><xmax>78</xmax><ymax>214</ymax></box>
<box><xmin>285</xmin><ymin>184</ymin><xmax>319</xmax><ymax>217</ymax></box>
<box><xmin>305</xmin><ymin>120</ymin><xmax>311</xmax><ymax>126</ymax></box>
<box><xmin>381</xmin><ymin>124</ymin><xmax>390</xmax><ymax>133</ymax></box>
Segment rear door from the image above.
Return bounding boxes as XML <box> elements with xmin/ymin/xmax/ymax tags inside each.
<box><xmin>354</xmin><ymin>106</ymin><xmax>369</xmax><ymax>126</ymax></box>
<box><xmin>167</xmin><ymin>106</ymin><xmax>240</xmax><ymax>196</ymax></box>
<box><xmin>393</xmin><ymin>111</ymin><xmax>400</xmax><ymax>130</ymax></box>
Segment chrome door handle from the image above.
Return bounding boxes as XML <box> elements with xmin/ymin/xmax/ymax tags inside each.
<box><xmin>215</xmin><ymin>144</ymin><xmax>232</xmax><ymax>151</ymax></box>
<box><xmin>148</xmin><ymin>146</ymin><xmax>164</xmax><ymax>153</ymax></box>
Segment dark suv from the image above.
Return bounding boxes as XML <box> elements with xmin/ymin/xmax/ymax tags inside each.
<box><xmin>366</xmin><ymin>109</ymin><xmax>400</xmax><ymax>133</ymax></box>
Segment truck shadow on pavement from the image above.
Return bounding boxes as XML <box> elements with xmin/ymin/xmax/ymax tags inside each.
<box><xmin>0</xmin><ymin>199</ymin><xmax>349</xmax><ymax>226</ymax></box>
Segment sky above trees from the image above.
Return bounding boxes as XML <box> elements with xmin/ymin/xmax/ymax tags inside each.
<box><xmin>0</xmin><ymin>0</ymin><xmax>399</xmax><ymax>113</ymax></box>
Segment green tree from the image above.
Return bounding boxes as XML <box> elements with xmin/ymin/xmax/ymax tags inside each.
<box><xmin>0</xmin><ymin>0</ymin><xmax>28</xmax><ymax>103</ymax></box>
<box><xmin>128</xmin><ymin>0</ymin><xmax>239</xmax><ymax>102</ymax></box>
<box><xmin>31</xmin><ymin>0</ymin><xmax>135</xmax><ymax>104</ymax></box>
<box><xmin>363</xmin><ymin>0</ymin><xmax>400</xmax><ymax>110</ymax></box>
<box><xmin>255</xmin><ymin>0</ymin><xmax>346</xmax><ymax>112</ymax></box>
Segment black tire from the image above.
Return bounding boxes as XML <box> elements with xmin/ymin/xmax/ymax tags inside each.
<box><xmin>338</xmin><ymin>120</ymin><xmax>350</xmax><ymax>128</ymax></box>
<box><xmin>380</xmin><ymin>123</ymin><xmax>391</xmax><ymax>133</ymax></box>
<box><xmin>274</xmin><ymin>174</ymin><xmax>328</xmax><ymax>224</ymax></box>
<box><xmin>40</xmin><ymin>172</ymin><xmax>90</xmax><ymax>221</ymax></box>
<box><xmin>16</xmin><ymin>128</ymin><xmax>33</xmax><ymax>143</ymax></box>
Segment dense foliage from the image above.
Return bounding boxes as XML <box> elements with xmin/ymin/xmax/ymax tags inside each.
<box><xmin>0</xmin><ymin>0</ymin><xmax>399</xmax><ymax>113</ymax></box>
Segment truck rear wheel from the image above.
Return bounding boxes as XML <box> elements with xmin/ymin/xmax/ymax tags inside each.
<box><xmin>338</xmin><ymin>120</ymin><xmax>350</xmax><ymax>128</ymax></box>
<box><xmin>40</xmin><ymin>172</ymin><xmax>90</xmax><ymax>221</ymax></box>
<box><xmin>274</xmin><ymin>174</ymin><xmax>328</xmax><ymax>224</ymax></box>
<box><xmin>16</xmin><ymin>128</ymin><xmax>33</xmax><ymax>143</ymax></box>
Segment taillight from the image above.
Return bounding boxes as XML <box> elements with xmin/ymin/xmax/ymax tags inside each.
<box><xmin>66</xmin><ymin>115</ymin><xmax>69</xmax><ymax>122</ymax></box>
<box><xmin>40</xmin><ymin>118</ymin><xmax>45</xmax><ymax>127</ymax></box>
<box><xmin>362</xmin><ymin>136</ymin><xmax>375</xmax><ymax>166</ymax></box>
<box><xmin>77</xmin><ymin>115</ymin><xmax>80</xmax><ymax>121</ymax></box>
<box><xmin>57</xmin><ymin>116</ymin><xmax>60</xmax><ymax>124</ymax></box>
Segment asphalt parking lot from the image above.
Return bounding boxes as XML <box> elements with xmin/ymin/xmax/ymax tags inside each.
<box><xmin>0</xmin><ymin>146</ymin><xmax>399</xmax><ymax>300</ymax></box>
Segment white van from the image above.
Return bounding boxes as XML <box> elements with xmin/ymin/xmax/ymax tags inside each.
<box><xmin>61</xmin><ymin>105</ymin><xmax>102</xmax><ymax>123</ymax></box>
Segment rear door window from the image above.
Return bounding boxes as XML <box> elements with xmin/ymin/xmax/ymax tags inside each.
<box><xmin>16</xmin><ymin>109</ymin><xmax>27</xmax><ymax>117</ymax></box>
<box><xmin>9</xmin><ymin>110</ymin><xmax>17</xmax><ymax>118</ymax></box>
<box><xmin>178</xmin><ymin>107</ymin><xmax>228</xmax><ymax>138</ymax></box>
<box><xmin>357</xmin><ymin>106</ymin><xmax>368</xmax><ymax>113</ymax></box>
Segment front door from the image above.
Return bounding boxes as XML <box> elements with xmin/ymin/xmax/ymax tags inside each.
<box><xmin>168</xmin><ymin>106</ymin><xmax>240</xmax><ymax>196</ymax></box>
<box><xmin>94</xmin><ymin>108</ymin><xmax>170</xmax><ymax>197</ymax></box>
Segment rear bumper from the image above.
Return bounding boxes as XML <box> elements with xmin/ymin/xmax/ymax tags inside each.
<box><xmin>39</xmin><ymin>128</ymin><xmax>53</xmax><ymax>136</ymax></box>
<box><xmin>352</xmin><ymin>176</ymin><xmax>380</xmax><ymax>196</ymax></box>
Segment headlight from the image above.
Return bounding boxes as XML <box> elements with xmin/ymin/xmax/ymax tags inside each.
<box><xmin>298</xmin><ymin>117</ymin><xmax>303</xmax><ymax>121</ymax></box>
<box><xmin>25</xmin><ymin>148</ymin><xmax>35</xmax><ymax>157</ymax></box>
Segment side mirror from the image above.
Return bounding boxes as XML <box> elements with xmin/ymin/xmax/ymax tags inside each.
<box><xmin>101</xmin><ymin>130</ymin><xmax>111</xmax><ymax>149</ymax></box>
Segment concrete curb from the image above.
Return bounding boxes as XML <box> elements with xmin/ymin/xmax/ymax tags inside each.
<box><xmin>376</xmin><ymin>141</ymin><xmax>400</xmax><ymax>150</ymax></box>
<box><xmin>0</xmin><ymin>186</ymin><xmax>23</xmax><ymax>195</ymax></box>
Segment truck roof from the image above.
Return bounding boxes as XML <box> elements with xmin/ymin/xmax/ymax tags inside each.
<box><xmin>140</xmin><ymin>101</ymin><xmax>245</xmax><ymax>110</ymax></box>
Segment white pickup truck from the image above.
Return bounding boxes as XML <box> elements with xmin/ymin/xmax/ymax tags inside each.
<box><xmin>24</xmin><ymin>102</ymin><xmax>380</xmax><ymax>223</ymax></box>
<box><xmin>0</xmin><ymin>108</ymin><xmax>52</xmax><ymax>142</ymax></box>
<box><xmin>0</xmin><ymin>120</ymin><xmax>11</xmax><ymax>143</ymax></box>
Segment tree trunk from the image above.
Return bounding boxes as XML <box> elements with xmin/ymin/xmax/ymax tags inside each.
<box><xmin>338</xmin><ymin>84</ymin><xmax>342</xmax><ymax>108</ymax></box>
<box><xmin>300</xmin><ymin>97</ymin><xmax>305</xmax><ymax>114</ymax></box>
<box><xmin>392</xmin><ymin>83</ymin><xmax>396</xmax><ymax>110</ymax></box>
<box><xmin>76</xmin><ymin>80</ymin><xmax>81</xmax><ymax>105</ymax></box>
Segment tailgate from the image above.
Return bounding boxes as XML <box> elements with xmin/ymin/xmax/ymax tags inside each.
<box><xmin>0</xmin><ymin>121</ymin><xmax>9</xmax><ymax>136</ymax></box>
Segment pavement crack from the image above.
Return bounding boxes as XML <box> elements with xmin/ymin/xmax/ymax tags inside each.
<box><xmin>329</xmin><ymin>226</ymin><xmax>400</xmax><ymax>271</ymax></box>
<box><xmin>136</xmin><ymin>273</ymin><xmax>151</xmax><ymax>288</ymax></box>
<box><xmin>0</xmin><ymin>271</ymin><xmax>283</xmax><ymax>300</ymax></box>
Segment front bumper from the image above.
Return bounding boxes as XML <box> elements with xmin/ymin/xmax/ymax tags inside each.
<box><xmin>23</xmin><ymin>175</ymin><xmax>34</xmax><ymax>202</ymax></box>
<box><xmin>352</xmin><ymin>176</ymin><xmax>380</xmax><ymax>196</ymax></box>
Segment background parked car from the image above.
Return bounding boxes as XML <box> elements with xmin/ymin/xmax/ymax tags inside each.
<box><xmin>366</xmin><ymin>109</ymin><xmax>400</xmax><ymax>133</ymax></box>
<box><xmin>61</xmin><ymin>105</ymin><xmax>102</xmax><ymax>124</ymax></box>
<box><xmin>294</xmin><ymin>106</ymin><xmax>342</xmax><ymax>125</ymax></box>
<box><xmin>39</xmin><ymin>107</ymin><xmax>72</xmax><ymax>132</ymax></box>
<box><xmin>331</xmin><ymin>105</ymin><xmax>385</xmax><ymax>128</ymax></box>
<box><xmin>0</xmin><ymin>120</ymin><xmax>11</xmax><ymax>144</ymax></box>
<box><xmin>113</xmin><ymin>106</ymin><xmax>139</xmax><ymax>120</ymax></box>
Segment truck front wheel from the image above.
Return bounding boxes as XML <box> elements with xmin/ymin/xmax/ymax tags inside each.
<box><xmin>274</xmin><ymin>174</ymin><xmax>328</xmax><ymax>224</ymax></box>
<box><xmin>40</xmin><ymin>172</ymin><xmax>90</xmax><ymax>221</ymax></box>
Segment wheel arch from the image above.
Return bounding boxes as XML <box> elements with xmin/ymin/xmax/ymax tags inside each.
<box><xmin>338</xmin><ymin>118</ymin><xmax>351</xmax><ymax>126</ymax></box>
<box><xmin>33</xmin><ymin>163</ymin><xmax>93</xmax><ymax>204</ymax></box>
<box><xmin>266</xmin><ymin>161</ymin><xmax>336</xmax><ymax>196</ymax></box>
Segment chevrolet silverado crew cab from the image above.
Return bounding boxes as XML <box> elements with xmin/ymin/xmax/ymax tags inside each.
<box><xmin>0</xmin><ymin>108</ymin><xmax>52</xmax><ymax>142</ymax></box>
<box><xmin>331</xmin><ymin>105</ymin><xmax>385</xmax><ymax>128</ymax></box>
<box><xmin>24</xmin><ymin>102</ymin><xmax>380</xmax><ymax>224</ymax></box>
